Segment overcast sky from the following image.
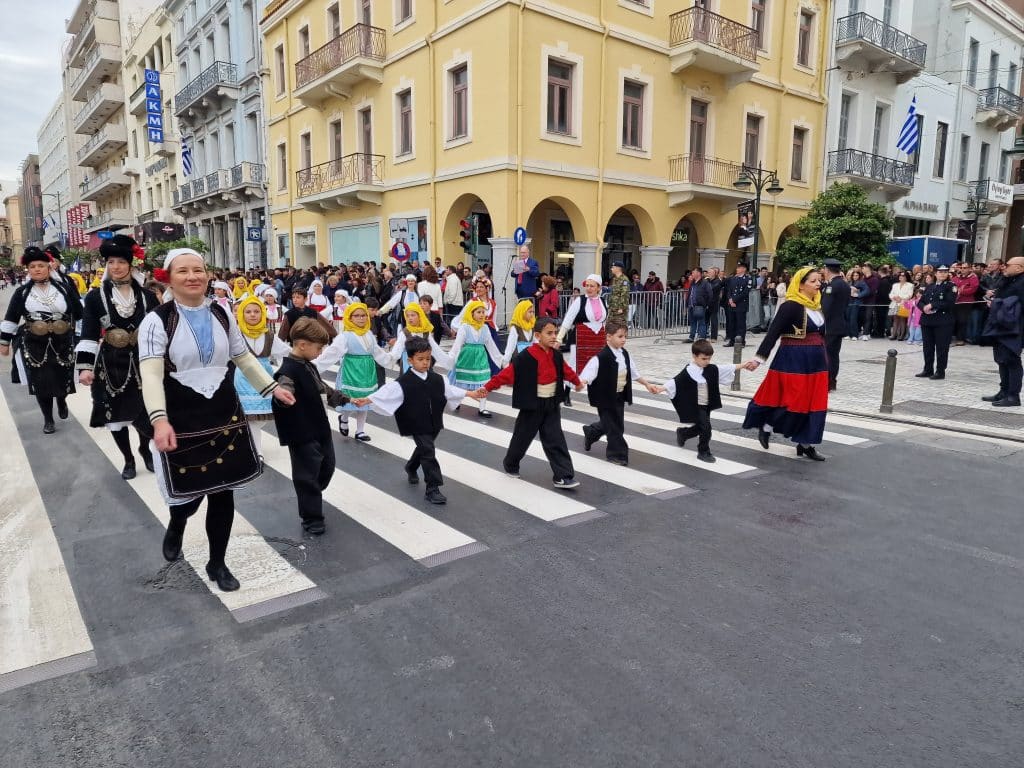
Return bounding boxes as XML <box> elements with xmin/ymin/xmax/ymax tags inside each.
<box><xmin>0</xmin><ymin>2</ymin><xmax>73</xmax><ymax>182</ymax></box>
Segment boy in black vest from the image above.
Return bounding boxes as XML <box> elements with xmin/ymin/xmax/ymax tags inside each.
<box><xmin>577</xmin><ymin>320</ymin><xmax>659</xmax><ymax>466</ymax></box>
<box><xmin>273</xmin><ymin>317</ymin><xmax>348</xmax><ymax>535</ymax></box>
<box><xmin>278</xmin><ymin>287</ymin><xmax>337</xmax><ymax>342</ymax></box>
<box><xmin>353</xmin><ymin>336</ymin><xmax>466</xmax><ymax>505</ymax></box>
<box><xmin>474</xmin><ymin>317</ymin><xmax>584</xmax><ymax>489</ymax></box>
<box><xmin>654</xmin><ymin>339</ymin><xmax>751</xmax><ymax>463</ymax></box>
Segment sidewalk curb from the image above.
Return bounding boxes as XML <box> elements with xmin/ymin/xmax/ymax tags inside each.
<box><xmin>720</xmin><ymin>391</ymin><xmax>1024</xmax><ymax>444</ymax></box>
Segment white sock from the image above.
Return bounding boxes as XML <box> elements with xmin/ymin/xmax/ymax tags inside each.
<box><xmin>762</xmin><ymin>425</ymin><xmax>773</xmax><ymax>433</ymax></box>
<box><xmin>354</xmin><ymin>410</ymin><xmax>367</xmax><ymax>434</ymax></box>
<box><xmin>477</xmin><ymin>396</ymin><xmax>487</xmax><ymax>411</ymax></box>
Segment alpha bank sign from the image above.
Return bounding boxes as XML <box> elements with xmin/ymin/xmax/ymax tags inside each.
<box><xmin>901</xmin><ymin>199</ymin><xmax>941</xmax><ymax>218</ymax></box>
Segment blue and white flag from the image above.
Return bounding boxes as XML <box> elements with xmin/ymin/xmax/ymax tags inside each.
<box><xmin>897</xmin><ymin>96</ymin><xmax>919</xmax><ymax>155</ymax></box>
<box><xmin>71</xmin><ymin>257</ymin><xmax>81</xmax><ymax>273</ymax></box>
<box><xmin>182</xmin><ymin>137</ymin><xmax>194</xmax><ymax>177</ymax></box>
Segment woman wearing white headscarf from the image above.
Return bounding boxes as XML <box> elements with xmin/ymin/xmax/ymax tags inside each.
<box><xmin>556</xmin><ymin>274</ymin><xmax>608</xmax><ymax>374</ymax></box>
<box><xmin>138</xmin><ymin>248</ymin><xmax>296</xmax><ymax>592</ymax></box>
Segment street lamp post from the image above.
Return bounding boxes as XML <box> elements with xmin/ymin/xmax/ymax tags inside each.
<box><xmin>732</xmin><ymin>163</ymin><xmax>784</xmax><ymax>270</ymax></box>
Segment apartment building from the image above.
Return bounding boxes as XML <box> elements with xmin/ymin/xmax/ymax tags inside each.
<box><xmin>260</xmin><ymin>0</ymin><xmax>830</xmax><ymax>318</ymax></box>
<box><xmin>166</xmin><ymin>0</ymin><xmax>270</xmax><ymax>269</ymax></box>
<box><xmin>123</xmin><ymin>7</ymin><xmax>186</xmax><ymax>244</ymax></box>
<box><xmin>38</xmin><ymin>98</ymin><xmax>74</xmax><ymax>249</ymax></box>
<box><xmin>19</xmin><ymin>155</ymin><xmax>44</xmax><ymax>248</ymax></box>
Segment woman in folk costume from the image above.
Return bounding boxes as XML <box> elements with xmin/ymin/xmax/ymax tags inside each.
<box><xmin>743</xmin><ymin>266</ymin><xmax>830</xmax><ymax>461</ymax></box>
<box><xmin>557</xmin><ymin>274</ymin><xmax>608</xmax><ymax>374</ymax></box>
<box><xmin>306</xmin><ymin>279</ymin><xmax>330</xmax><ymax>315</ymax></box>
<box><xmin>390</xmin><ymin>301</ymin><xmax>445</xmax><ymax>371</ymax></box>
<box><xmin>443</xmin><ymin>300</ymin><xmax>503</xmax><ymax>418</ymax></box>
<box><xmin>327</xmin><ymin>289</ymin><xmax>350</xmax><ymax>331</ymax></box>
<box><xmin>75</xmin><ymin>235</ymin><xmax>160</xmax><ymax>479</ymax></box>
<box><xmin>261</xmin><ymin>287</ymin><xmax>283</xmax><ymax>334</ymax></box>
<box><xmin>211</xmin><ymin>280</ymin><xmax>233</xmax><ymax>312</ymax></box>
<box><xmin>501</xmin><ymin>299</ymin><xmax>536</xmax><ymax>366</ymax></box>
<box><xmin>314</xmin><ymin>301</ymin><xmax>394</xmax><ymax>442</ymax></box>
<box><xmin>90</xmin><ymin>269</ymin><xmax>104</xmax><ymax>290</ymax></box>
<box><xmin>138</xmin><ymin>248</ymin><xmax>295</xmax><ymax>592</ymax></box>
<box><xmin>234</xmin><ymin>295</ymin><xmax>292</xmax><ymax>458</ymax></box>
<box><xmin>0</xmin><ymin>247</ymin><xmax>83</xmax><ymax>433</ymax></box>
<box><xmin>230</xmin><ymin>275</ymin><xmax>249</xmax><ymax>302</ymax></box>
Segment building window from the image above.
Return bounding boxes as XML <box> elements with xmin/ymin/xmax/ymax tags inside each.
<box><xmin>797</xmin><ymin>10</ymin><xmax>813</xmax><ymax>67</ymax></box>
<box><xmin>547</xmin><ymin>60</ymin><xmax>573</xmax><ymax>135</ymax></box>
<box><xmin>397</xmin><ymin>89</ymin><xmax>413</xmax><ymax>156</ymax></box>
<box><xmin>1000</xmin><ymin>150</ymin><xmax>1010</xmax><ymax>183</ymax></box>
<box><xmin>957</xmin><ymin>135</ymin><xmax>970</xmax><ymax>182</ymax></box>
<box><xmin>909</xmin><ymin>114</ymin><xmax>924</xmax><ymax>171</ymax></box>
<box><xmin>989</xmin><ymin>52</ymin><xmax>1000</xmax><ymax>90</ymax></box>
<box><xmin>327</xmin><ymin>3</ymin><xmax>340</xmax><ymax>38</ymax></box>
<box><xmin>848</xmin><ymin>0</ymin><xmax>859</xmax><ymax>12</ymax></box>
<box><xmin>967</xmin><ymin>39</ymin><xmax>979</xmax><ymax>88</ymax></box>
<box><xmin>396</xmin><ymin>0</ymin><xmax>412</xmax><ymax>24</ymax></box>
<box><xmin>751</xmin><ymin>0</ymin><xmax>767</xmax><ymax>50</ymax></box>
<box><xmin>744</xmin><ymin>114</ymin><xmax>762</xmax><ymax>166</ymax></box>
<box><xmin>838</xmin><ymin>94</ymin><xmax>852</xmax><ymax>150</ymax></box>
<box><xmin>791</xmin><ymin>127</ymin><xmax>807</xmax><ymax>181</ymax></box>
<box><xmin>274</xmin><ymin>45</ymin><xmax>285</xmax><ymax>95</ymax></box>
<box><xmin>872</xmin><ymin>104</ymin><xmax>887</xmax><ymax>156</ymax></box>
<box><xmin>300</xmin><ymin>133</ymin><xmax>312</xmax><ymax>172</ymax></box>
<box><xmin>450</xmin><ymin>64</ymin><xmax>468</xmax><ymax>140</ymax></box>
<box><xmin>277</xmin><ymin>143</ymin><xmax>287</xmax><ymax>189</ymax></box>
<box><xmin>621</xmin><ymin>80</ymin><xmax>645</xmax><ymax>150</ymax></box>
<box><xmin>329</xmin><ymin>119</ymin><xmax>342</xmax><ymax>161</ymax></box>
<box><xmin>1010</xmin><ymin>63</ymin><xmax>1018</xmax><ymax>93</ymax></box>
<box><xmin>690</xmin><ymin>99</ymin><xmax>708</xmax><ymax>157</ymax></box>
<box><xmin>882</xmin><ymin>0</ymin><xmax>893</xmax><ymax>25</ymax></box>
<box><xmin>298</xmin><ymin>26</ymin><xmax>310</xmax><ymax>59</ymax></box>
<box><xmin>933</xmin><ymin>121</ymin><xmax>948</xmax><ymax>178</ymax></box>
<box><xmin>978</xmin><ymin>141</ymin><xmax>990</xmax><ymax>180</ymax></box>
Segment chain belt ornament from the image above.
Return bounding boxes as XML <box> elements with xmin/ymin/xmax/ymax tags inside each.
<box><xmin>26</xmin><ymin>319</ymin><xmax>72</xmax><ymax>336</ymax></box>
<box><xmin>102</xmin><ymin>328</ymin><xmax>139</xmax><ymax>348</ymax></box>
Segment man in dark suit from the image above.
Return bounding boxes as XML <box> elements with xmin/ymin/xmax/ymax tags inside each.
<box><xmin>722</xmin><ymin>262</ymin><xmax>754</xmax><ymax>347</ymax></box>
<box><xmin>820</xmin><ymin>258</ymin><xmax>850</xmax><ymax>391</ymax></box>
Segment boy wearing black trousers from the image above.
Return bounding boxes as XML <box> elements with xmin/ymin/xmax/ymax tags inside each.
<box><xmin>654</xmin><ymin>339</ymin><xmax>752</xmax><ymax>463</ymax></box>
<box><xmin>474</xmin><ymin>317</ymin><xmax>585</xmax><ymax>489</ymax></box>
<box><xmin>577</xmin><ymin>320</ymin><xmax>659</xmax><ymax>466</ymax></box>
<box><xmin>272</xmin><ymin>317</ymin><xmax>348</xmax><ymax>534</ymax></box>
<box><xmin>353</xmin><ymin>337</ymin><xmax>466</xmax><ymax>505</ymax></box>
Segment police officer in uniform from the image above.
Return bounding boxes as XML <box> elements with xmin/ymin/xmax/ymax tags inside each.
<box><xmin>820</xmin><ymin>258</ymin><xmax>850</xmax><ymax>391</ymax></box>
<box><xmin>723</xmin><ymin>262</ymin><xmax>754</xmax><ymax>347</ymax></box>
<box><xmin>916</xmin><ymin>264</ymin><xmax>957</xmax><ymax>380</ymax></box>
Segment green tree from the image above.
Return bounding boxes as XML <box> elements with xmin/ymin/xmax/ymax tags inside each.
<box><xmin>776</xmin><ymin>183</ymin><xmax>897</xmax><ymax>274</ymax></box>
<box><xmin>60</xmin><ymin>247</ymin><xmax>98</xmax><ymax>271</ymax></box>
<box><xmin>144</xmin><ymin>237</ymin><xmax>208</xmax><ymax>268</ymax></box>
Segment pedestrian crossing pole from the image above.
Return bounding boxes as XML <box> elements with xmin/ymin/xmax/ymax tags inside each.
<box><xmin>880</xmin><ymin>348</ymin><xmax>898</xmax><ymax>414</ymax></box>
<box><xmin>731</xmin><ymin>337</ymin><xmax>744</xmax><ymax>391</ymax></box>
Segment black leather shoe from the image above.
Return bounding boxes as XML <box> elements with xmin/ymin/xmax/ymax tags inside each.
<box><xmin>676</xmin><ymin>428</ymin><xmax>688</xmax><ymax>448</ymax></box>
<box><xmin>139</xmin><ymin>449</ymin><xmax>154</xmax><ymax>472</ymax></box>
<box><xmin>57</xmin><ymin>399</ymin><xmax>68</xmax><ymax>420</ymax></box>
<box><xmin>337</xmin><ymin>416</ymin><xmax>349</xmax><ymax>436</ymax></box>
<box><xmin>43</xmin><ymin>421</ymin><xmax>55</xmax><ymax>434</ymax></box>
<box><xmin>162</xmin><ymin>528</ymin><xmax>183</xmax><ymax>562</ymax></box>
<box><xmin>406</xmin><ymin>470</ymin><xmax>419</xmax><ymax>485</ymax></box>
<box><xmin>303</xmin><ymin>519</ymin><xmax>326</xmax><ymax>535</ymax></box>
<box><xmin>914</xmin><ymin>371</ymin><xmax>933</xmax><ymax>378</ymax></box>
<box><xmin>425</xmin><ymin>488</ymin><xmax>447</xmax><ymax>505</ymax></box>
<box><xmin>992</xmin><ymin>396</ymin><xmax>1021</xmax><ymax>407</ymax></box>
<box><xmin>607</xmin><ymin>457</ymin><xmax>628</xmax><ymax>466</ymax></box>
<box><xmin>697</xmin><ymin>451</ymin><xmax>716</xmax><ymax>463</ymax></box>
<box><xmin>477</xmin><ymin>409</ymin><xmax>493</xmax><ymax>419</ymax></box>
<box><xmin>796</xmin><ymin>444</ymin><xmax>826</xmax><ymax>461</ymax></box>
<box><xmin>121</xmin><ymin>460</ymin><xmax>137</xmax><ymax>480</ymax></box>
<box><xmin>982</xmin><ymin>392</ymin><xmax>1006</xmax><ymax>402</ymax></box>
<box><xmin>583</xmin><ymin>427</ymin><xmax>597</xmax><ymax>452</ymax></box>
<box><xmin>929</xmin><ymin>373</ymin><xmax>945</xmax><ymax>380</ymax></box>
<box><xmin>354</xmin><ymin>432</ymin><xmax>371</xmax><ymax>442</ymax></box>
<box><xmin>722</xmin><ymin>342</ymin><xmax>734</xmax><ymax>348</ymax></box>
<box><xmin>205</xmin><ymin>564</ymin><xmax>240</xmax><ymax>592</ymax></box>
<box><xmin>757</xmin><ymin>429</ymin><xmax>771</xmax><ymax>450</ymax></box>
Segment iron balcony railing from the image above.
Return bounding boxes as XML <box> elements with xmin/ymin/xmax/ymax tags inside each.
<box><xmin>295</xmin><ymin>23</ymin><xmax>386</xmax><ymax>89</ymax></box>
<box><xmin>192</xmin><ymin>175</ymin><xmax>206</xmax><ymax>197</ymax></box>
<box><xmin>828</xmin><ymin>148</ymin><xmax>915</xmax><ymax>187</ymax></box>
<box><xmin>668</xmin><ymin>7</ymin><xmax>758</xmax><ymax>64</ymax></box>
<box><xmin>205</xmin><ymin>170</ymin><xmax>223</xmax><ymax>194</ymax></box>
<box><xmin>668</xmin><ymin>154</ymin><xmax>746</xmax><ymax>187</ymax></box>
<box><xmin>174</xmin><ymin>61</ymin><xmax>237</xmax><ymax>113</ymax></box>
<box><xmin>296</xmin><ymin>154</ymin><xmax>384</xmax><ymax>197</ymax></box>
<box><xmin>231</xmin><ymin>161</ymin><xmax>265</xmax><ymax>186</ymax></box>
<box><xmin>77</xmin><ymin>126</ymin><xmax>119</xmax><ymax>162</ymax></box>
<box><xmin>977</xmin><ymin>86</ymin><xmax>1024</xmax><ymax>117</ymax></box>
<box><xmin>835</xmin><ymin>12</ymin><xmax>926</xmax><ymax>67</ymax></box>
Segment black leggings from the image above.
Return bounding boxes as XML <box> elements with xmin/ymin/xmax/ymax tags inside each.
<box><xmin>35</xmin><ymin>394</ymin><xmax>65</xmax><ymax>422</ymax></box>
<box><xmin>167</xmin><ymin>490</ymin><xmax>235</xmax><ymax>568</ymax></box>
<box><xmin>111</xmin><ymin>426</ymin><xmax>151</xmax><ymax>462</ymax></box>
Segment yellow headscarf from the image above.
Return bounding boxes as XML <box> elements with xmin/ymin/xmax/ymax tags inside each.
<box><xmin>510</xmin><ymin>299</ymin><xmax>536</xmax><ymax>334</ymax></box>
<box><xmin>69</xmin><ymin>273</ymin><xmax>87</xmax><ymax>296</ymax></box>
<box><xmin>460</xmin><ymin>300</ymin><xmax>487</xmax><ymax>331</ymax></box>
<box><xmin>235</xmin><ymin>296</ymin><xmax>268</xmax><ymax>339</ymax></box>
<box><xmin>248</xmin><ymin>279</ymin><xmax>264</xmax><ymax>297</ymax></box>
<box><xmin>401</xmin><ymin>302</ymin><xmax>434</xmax><ymax>334</ymax></box>
<box><xmin>342</xmin><ymin>302</ymin><xmax>371</xmax><ymax>335</ymax></box>
<box><xmin>785</xmin><ymin>266</ymin><xmax>822</xmax><ymax>311</ymax></box>
<box><xmin>90</xmin><ymin>269</ymin><xmax>103</xmax><ymax>289</ymax></box>
<box><xmin>232</xmin><ymin>276</ymin><xmax>248</xmax><ymax>299</ymax></box>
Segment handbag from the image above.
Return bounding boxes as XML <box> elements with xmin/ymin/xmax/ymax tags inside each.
<box><xmin>896</xmin><ymin>303</ymin><xmax>910</xmax><ymax>318</ymax></box>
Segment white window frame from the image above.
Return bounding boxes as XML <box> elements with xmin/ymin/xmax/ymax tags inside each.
<box><xmin>616</xmin><ymin>70</ymin><xmax>653</xmax><ymax>158</ymax></box>
<box><xmin>326</xmin><ymin>3</ymin><xmax>341</xmax><ymax>39</ymax></box>
<box><xmin>276</xmin><ymin>141</ymin><xmax>288</xmax><ymax>191</ymax></box>
<box><xmin>442</xmin><ymin>51</ymin><xmax>472</xmax><ymax>149</ymax></box>
<box><xmin>540</xmin><ymin>45</ymin><xmax>584</xmax><ymax>147</ymax></box>
<box><xmin>790</xmin><ymin>123</ymin><xmax>811</xmax><ymax>184</ymax></box>
<box><xmin>297</xmin><ymin>25</ymin><xmax>310</xmax><ymax>60</ymax></box>
<box><xmin>957</xmin><ymin>135</ymin><xmax>970</xmax><ymax>182</ymax></box>
<box><xmin>617</xmin><ymin>0</ymin><xmax>653</xmax><ymax>17</ymax></box>
<box><xmin>328</xmin><ymin>115</ymin><xmax>344</xmax><ymax>163</ymax></box>
<box><xmin>394</xmin><ymin>0</ymin><xmax>414</xmax><ymax>31</ymax></box>
<box><xmin>274</xmin><ymin>44</ymin><xmax>286</xmax><ymax>97</ymax></box>
<box><xmin>742</xmin><ymin>109</ymin><xmax>766</xmax><ymax>167</ymax></box>
<box><xmin>751</xmin><ymin>0</ymin><xmax>771</xmax><ymax>55</ymax></box>
<box><xmin>795</xmin><ymin>8</ymin><xmax>815</xmax><ymax>71</ymax></box>
<box><xmin>393</xmin><ymin>82</ymin><xmax>415</xmax><ymax>163</ymax></box>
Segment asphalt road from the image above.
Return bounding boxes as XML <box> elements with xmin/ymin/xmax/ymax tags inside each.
<box><xmin>1</xmin><ymin>324</ymin><xmax>1022</xmax><ymax>767</ymax></box>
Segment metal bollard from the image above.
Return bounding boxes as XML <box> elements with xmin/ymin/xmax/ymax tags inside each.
<box><xmin>731</xmin><ymin>336</ymin><xmax>744</xmax><ymax>391</ymax></box>
<box><xmin>880</xmin><ymin>348</ymin><xmax>898</xmax><ymax>414</ymax></box>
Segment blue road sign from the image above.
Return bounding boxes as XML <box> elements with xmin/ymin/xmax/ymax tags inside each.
<box><xmin>513</xmin><ymin>227</ymin><xmax>527</xmax><ymax>246</ymax></box>
<box><xmin>97</xmin><ymin>231</ymin><xmax>115</xmax><ymax>240</ymax></box>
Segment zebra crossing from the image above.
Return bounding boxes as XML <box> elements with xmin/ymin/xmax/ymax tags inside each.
<box><xmin>4</xmin><ymin>377</ymin><xmax>898</xmax><ymax>694</ymax></box>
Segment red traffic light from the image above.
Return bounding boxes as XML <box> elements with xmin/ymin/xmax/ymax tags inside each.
<box><xmin>459</xmin><ymin>218</ymin><xmax>472</xmax><ymax>253</ymax></box>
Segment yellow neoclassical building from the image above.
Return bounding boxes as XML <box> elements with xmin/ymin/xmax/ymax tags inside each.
<box><xmin>261</xmin><ymin>0</ymin><xmax>829</xmax><ymax>314</ymax></box>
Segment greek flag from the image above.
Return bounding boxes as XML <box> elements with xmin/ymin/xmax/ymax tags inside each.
<box><xmin>71</xmin><ymin>257</ymin><xmax>81</xmax><ymax>273</ymax></box>
<box><xmin>897</xmin><ymin>96</ymin><xmax>919</xmax><ymax>155</ymax></box>
<box><xmin>42</xmin><ymin>213</ymin><xmax>56</xmax><ymax>231</ymax></box>
<box><xmin>181</xmin><ymin>137</ymin><xmax>194</xmax><ymax>177</ymax></box>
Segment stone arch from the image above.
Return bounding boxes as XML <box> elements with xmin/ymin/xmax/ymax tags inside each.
<box><xmin>776</xmin><ymin>224</ymin><xmax>799</xmax><ymax>256</ymax></box>
<box><xmin>525</xmin><ymin>196</ymin><xmax>593</xmax><ymax>276</ymax></box>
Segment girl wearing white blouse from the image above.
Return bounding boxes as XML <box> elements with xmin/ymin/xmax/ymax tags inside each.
<box><xmin>139</xmin><ymin>249</ymin><xmax>295</xmax><ymax>592</ymax></box>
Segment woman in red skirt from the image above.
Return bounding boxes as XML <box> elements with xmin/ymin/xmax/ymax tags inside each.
<box><xmin>743</xmin><ymin>266</ymin><xmax>829</xmax><ymax>461</ymax></box>
<box><xmin>556</xmin><ymin>274</ymin><xmax>607</xmax><ymax>374</ymax></box>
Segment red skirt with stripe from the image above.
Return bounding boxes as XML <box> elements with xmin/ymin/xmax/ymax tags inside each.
<box><xmin>574</xmin><ymin>324</ymin><xmax>606</xmax><ymax>374</ymax></box>
<box><xmin>742</xmin><ymin>334</ymin><xmax>829</xmax><ymax>445</ymax></box>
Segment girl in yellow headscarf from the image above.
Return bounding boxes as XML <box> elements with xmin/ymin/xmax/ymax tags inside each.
<box><xmin>440</xmin><ymin>299</ymin><xmax>503</xmax><ymax>418</ymax></box>
<box><xmin>501</xmin><ymin>299</ymin><xmax>537</xmax><ymax>366</ymax></box>
<box><xmin>389</xmin><ymin>300</ymin><xmax>444</xmax><ymax>372</ymax></box>
<box><xmin>231</xmin><ymin>276</ymin><xmax>249</xmax><ymax>300</ymax></box>
<box><xmin>233</xmin><ymin>296</ymin><xmax>293</xmax><ymax>456</ymax></box>
<box><xmin>742</xmin><ymin>266</ymin><xmax>830</xmax><ymax>461</ymax></box>
<box><xmin>315</xmin><ymin>301</ymin><xmax>394</xmax><ymax>441</ymax></box>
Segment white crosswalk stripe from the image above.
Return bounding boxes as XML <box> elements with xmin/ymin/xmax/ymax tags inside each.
<box><xmin>65</xmin><ymin>393</ymin><xmax>326</xmax><ymax>622</ymax></box>
<box><xmin>0</xmin><ymin>385</ymin><xmax>95</xmax><ymax>694</ymax></box>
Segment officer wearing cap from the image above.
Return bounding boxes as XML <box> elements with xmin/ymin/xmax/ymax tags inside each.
<box><xmin>723</xmin><ymin>262</ymin><xmax>755</xmax><ymax>347</ymax></box>
<box><xmin>608</xmin><ymin>260</ymin><xmax>630</xmax><ymax>325</ymax></box>
<box><xmin>820</xmin><ymin>258</ymin><xmax>850</xmax><ymax>390</ymax></box>
<box><xmin>916</xmin><ymin>264</ymin><xmax>957</xmax><ymax>380</ymax></box>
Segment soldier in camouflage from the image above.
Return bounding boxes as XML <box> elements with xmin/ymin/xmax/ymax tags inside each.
<box><xmin>607</xmin><ymin>260</ymin><xmax>631</xmax><ymax>325</ymax></box>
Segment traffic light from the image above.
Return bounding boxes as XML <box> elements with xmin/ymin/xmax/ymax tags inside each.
<box><xmin>459</xmin><ymin>218</ymin><xmax>473</xmax><ymax>254</ymax></box>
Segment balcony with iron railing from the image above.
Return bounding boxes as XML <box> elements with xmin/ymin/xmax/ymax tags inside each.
<box><xmin>976</xmin><ymin>87</ymin><xmax>1024</xmax><ymax>131</ymax></box>
<box><xmin>67</xmin><ymin>0</ymin><xmax>119</xmax><ymax>68</ymax></box>
<box><xmin>827</xmin><ymin>148</ymin><xmax>915</xmax><ymax>200</ymax></box>
<box><xmin>667</xmin><ymin>154</ymin><xmax>751</xmax><ymax>205</ymax></box>
<box><xmin>173</xmin><ymin>162</ymin><xmax>267</xmax><ymax>212</ymax></box>
<box><xmin>294</xmin><ymin>24</ymin><xmax>386</xmax><ymax>107</ymax></box>
<box><xmin>835</xmin><ymin>12</ymin><xmax>926</xmax><ymax>83</ymax></box>
<box><xmin>73</xmin><ymin>81</ymin><xmax>124</xmax><ymax>134</ymax></box>
<box><xmin>295</xmin><ymin>154</ymin><xmax>384</xmax><ymax>209</ymax></box>
<box><xmin>70</xmin><ymin>42</ymin><xmax>121</xmax><ymax>103</ymax></box>
<box><xmin>174</xmin><ymin>61</ymin><xmax>238</xmax><ymax>118</ymax></box>
<box><xmin>83</xmin><ymin>207</ymin><xmax>133</xmax><ymax>234</ymax></box>
<box><xmin>76</xmin><ymin>122</ymin><xmax>127</xmax><ymax>168</ymax></box>
<box><xmin>668</xmin><ymin>7</ymin><xmax>759</xmax><ymax>82</ymax></box>
<box><xmin>129</xmin><ymin>81</ymin><xmax>150</xmax><ymax>116</ymax></box>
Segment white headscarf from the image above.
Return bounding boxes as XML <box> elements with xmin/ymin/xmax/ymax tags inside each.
<box><xmin>584</xmin><ymin>274</ymin><xmax>602</xmax><ymax>286</ymax></box>
<box><xmin>164</xmin><ymin>248</ymin><xmax>203</xmax><ymax>270</ymax></box>
<box><xmin>212</xmin><ymin>280</ymin><xmax>231</xmax><ymax>293</ymax></box>
<box><xmin>259</xmin><ymin>286</ymin><xmax>277</xmax><ymax>300</ymax></box>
